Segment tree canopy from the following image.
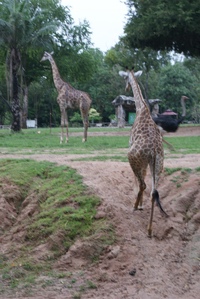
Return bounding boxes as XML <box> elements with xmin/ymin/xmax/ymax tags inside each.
<box><xmin>0</xmin><ymin>0</ymin><xmax>92</xmax><ymax>130</ymax></box>
<box><xmin>0</xmin><ymin>0</ymin><xmax>200</xmax><ymax>127</ymax></box>
<box><xmin>124</xmin><ymin>0</ymin><xmax>200</xmax><ymax>56</ymax></box>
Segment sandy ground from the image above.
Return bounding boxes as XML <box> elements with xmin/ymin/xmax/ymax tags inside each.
<box><xmin>0</xmin><ymin>126</ymin><xmax>200</xmax><ymax>299</ymax></box>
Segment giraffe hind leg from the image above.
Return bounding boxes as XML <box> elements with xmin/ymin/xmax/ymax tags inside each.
<box><xmin>147</xmin><ymin>189</ymin><xmax>168</xmax><ymax>237</ymax></box>
<box><xmin>61</xmin><ymin>109</ymin><xmax>68</xmax><ymax>143</ymax></box>
<box><xmin>80</xmin><ymin>98</ymin><xmax>90</xmax><ymax>142</ymax></box>
<box><xmin>81</xmin><ymin>113</ymin><xmax>89</xmax><ymax>142</ymax></box>
<box><xmin>130</xmin><ymin>164</ymin><xmax>147</xmax><ymax>210</ymax></box>
<box><xmin>147</xmin><ymin>192</ymin><xmax>155</xmax><ymax>238</ymax></box>
<box><xmin>60</xmin><ymin>126</ymin><xmax>64</xmax><ymax>144</ymax></box>
<box><xmin>134</xmin><ymin>181</ymin><xmax>146</xmax><ymax>211</ymax></box>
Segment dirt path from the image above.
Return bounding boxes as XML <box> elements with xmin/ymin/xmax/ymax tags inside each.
<box><xmin>0</xmin><ymin>126</ymin><xmax>200</xmax><ymax>299</ymax></box>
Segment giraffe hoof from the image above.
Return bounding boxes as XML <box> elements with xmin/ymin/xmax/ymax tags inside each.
<box><xmin>129</xmin><ymin>268</ymin><xmax>136</xmax><ymax>276</ymax></box>
<box><xmin>138</xmin><ymin>205</ymin><xmax>144</xmax><ymax>210</ymax></box>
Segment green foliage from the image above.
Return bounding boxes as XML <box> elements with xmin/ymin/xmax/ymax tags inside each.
<box><xmin>0</xmin><ymin>0</ymin><xmax>93</xmax><ymax>130</ymax></box>
<box><xmin>157</xmin><ymin>63</ymin><xmax>198</xmax><ymax>116</ymax></box>
<box><xmin>70</xmin><ymin>112</ymin><xmax>83</xmax><ymax>123</ymax></box>
<box><xmin>190</xmin><ymin>101</ymin><xmax>200</xmax><ymax>123</ymax></box>
<box><xmin>89</xmin><ymin>108</ymin><xmax>101</xmax><ymax>122</ymax></box>
<box><xmin>124</xmin><ymin>0</ymin><xmax>200</xmax><ymax>56</ymax></box>
<box><xmin>1</xmin><ymin>1</ymin><xmax>200</xmax><ymax>129</ymax></box>
<box><xmin>88</xmin><ymin>65</ymin><xmax>125</xmax><ymax>121</ymax></box>
<box><xmin>105</xmin><ymin>41</ymin><xmax>171</xmax><ymax>99</ymax></box>
<box><xmin>0</xmin><ymin>0</ymin><xmax>61</xmax><ymax>130</ymax></box>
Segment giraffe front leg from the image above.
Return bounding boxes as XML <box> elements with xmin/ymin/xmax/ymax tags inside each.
<box><xmin>60</xmin><ymin>109</ymin><xmax>68</xmax><ymax>143</ymax></box>
<box><xmin>64</xmin><ymin>110</ymin><xmax>69</xmax><ymax>143</ymax></box>
<box><xmin>60</xmin><ymin>126</ymin><xmax>64</xmax><ymax>144</ymax></box>
<box><xmin>82</xmin><ymin>121</ymin><xmax>88</xmax><ymax>142</ymax></box>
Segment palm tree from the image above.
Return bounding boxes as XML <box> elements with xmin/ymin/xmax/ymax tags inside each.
<box><xmin>0</xmin><ymin>0</ymin><xmax>59</xmax><ymax>131</ymax></box>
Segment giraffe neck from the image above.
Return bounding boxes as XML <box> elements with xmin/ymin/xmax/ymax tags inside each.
<box><xmin>129</xmin><ymin>71</ymin><xmax>149</xmax><ymax>117</ymax></box>
<box><xmin>49</xmin><ymin>57</ymin><xmax>65</xmax><ymax>91</ymax></box>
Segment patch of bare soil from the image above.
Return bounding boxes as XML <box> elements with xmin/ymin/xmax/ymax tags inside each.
<box><xmin>0</xmin><ymin>126</ymin><xmax>200</xmax><ymax>299</ymax></box>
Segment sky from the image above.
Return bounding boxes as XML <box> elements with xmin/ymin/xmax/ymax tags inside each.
<box><xmin>61</xmin><ymin>0</ymin><xmax>128</xmax><ymax>52</ymax></box>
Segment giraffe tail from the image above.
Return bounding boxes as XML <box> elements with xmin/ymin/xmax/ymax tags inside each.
<box><xmin>152</xmin><ymin>189</ymin><xmax>168</xmax><ymax>217</ymax></box>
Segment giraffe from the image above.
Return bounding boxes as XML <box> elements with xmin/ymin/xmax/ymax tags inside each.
<box><xmin>119</xmin><ymin>67</ymin><xmax>168</xmax><ymax>237</ymax></box>
<box><xmin>41</xmin><ymin>52</ymin><xmax>92</xmax><ymax>143</ymax></box>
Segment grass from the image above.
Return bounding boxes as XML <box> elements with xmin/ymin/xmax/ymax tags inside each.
<box><xmin>0</xmin><ymin>126</ymin><xmax>199</xmax><ymax>158</ymax></box>
<box><xmin>164</xmin><ymin>136</ymin><xmax>200</xmax><ymax>154</ymax></box>
<box><xmin>164</xmin><ymin>167</ymin><xmax>195</xmax><ymax>176</ymax></box>
<box><xmin>164</xmin><ymin>167</ymin><xmax>182</xmax><ymax>175</ymax></box>
<box><xmin>0</xmin><ymin>159</ymin><xmax>114</xmax><ymax>292</ymax></box>
<box><xmin>0</xmin><ymin>128</ymin><xmax>130</xmax><ymax>155</ymax></box>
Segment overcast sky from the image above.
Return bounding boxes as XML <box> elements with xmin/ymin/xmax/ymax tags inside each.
<box><xmin>61</xmin><ymin>0</ymin><xmax>128</xmax><ymax>52</ymax></box>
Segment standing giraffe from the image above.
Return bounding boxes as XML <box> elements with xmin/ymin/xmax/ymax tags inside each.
<box><xmin>119</xmin><ymin>67</ymin><xmax>168</xmax><ymax>237</ymax></box>
<box><xmin>41</xmin><ymin>52</ymin><xmax>92</xmax><ymax>143</ymax></box>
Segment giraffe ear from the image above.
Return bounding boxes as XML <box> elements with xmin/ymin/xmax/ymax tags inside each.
<box><xmin>119</xmin><ymin>71</ymin><xmax>128</xmax><ymax>78</ymax></box>
<box><xmin>134</xmin><ymin>70</ymin><xmax>143</xmax><ymax>77</ymax></box>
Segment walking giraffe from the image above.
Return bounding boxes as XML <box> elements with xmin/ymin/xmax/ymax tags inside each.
<box><xmin>41</xmin><ymin>52</ymin><xmax>92</xmax><ymax>143</ymax></box>
<box><xmin>119</xmin><ymin>67</ymin><xmax>168</xmax><ymax>237</ymax></box>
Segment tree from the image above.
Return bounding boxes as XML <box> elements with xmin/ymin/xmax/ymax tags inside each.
<box><xmin>0</xmin><ymin>0</ymin><xmax>92</xmax><ymax>130</ymax></box>
<box><xmin>124</xmin><ymin>0</ymin><xmax>200</xmax><ymax>56</ymax></box>
<box><xmin>28</xmin><ymin>79</ymin><xmax>59</xmax><ymax>127</ymax></box>
<box><xmin>157</xmin><ymin>63</ymin><xmax>198</xmax><ymax>118</ymax></box>
<box><xmin>105</xmin><ymin>41</ymin><xmax>170</xmax><ymax>99</ymax></box>
<box><xmin>0</xmin><ymin>0</ymin><xmax>59</xmax><ymax>131</ymax></box>
<box><xmin>89</xmin><ymin>108</ymin><xmax>101</xmax><ymax>123</ymax></box>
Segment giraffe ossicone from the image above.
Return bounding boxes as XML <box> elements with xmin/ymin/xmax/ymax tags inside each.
<box><xmin>41</xmin><ymin>51</ymin><xmax>92</xmax><ymax>143</ymax></box>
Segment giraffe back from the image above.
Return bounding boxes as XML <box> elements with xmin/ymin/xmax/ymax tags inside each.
<box><xmin>129</xmin><ymin>106</ymin><xmax>163</xmax><ymax>168</ymax></box>
<box><xmin>59</xmin><ymin>83</ymin><xmax>92</xmax><ymax>111</ymax></box>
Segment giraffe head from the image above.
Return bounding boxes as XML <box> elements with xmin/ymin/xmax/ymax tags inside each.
<box><xmin>119</xmin><ymin>68</ymin><xmax>142</xmax><ymax>92</ymax></box>
<box><xmin>40</xmin><ymin>51</ymin><xmax>54</xmax><ymax>62</ymax></box>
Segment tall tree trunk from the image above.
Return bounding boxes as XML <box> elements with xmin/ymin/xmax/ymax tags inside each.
<box><xmin>21</xmin><ymin>85</ymin><xmax>28</xmax><ymax>129</ymax></box>
<box><xmin>9</xmin><ymin>48</ymin><xmax>21</xmax><ymax>132</ymax></box>
<box><xmin>117</xmin><ymin>105</ymin><xmax>125</xmax><ymax>128</ymax></box>
<box><xmin>11</xmin><ymin>69</ymin><xmax>21</xmax><ymax>131</ymax></box>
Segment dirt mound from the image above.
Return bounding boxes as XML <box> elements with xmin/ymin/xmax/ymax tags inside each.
<box><xmin>64</xmin><ymin>164</ymin><xmax>200</xmax><ymax>299</ymax></box>
<box><xmin>0</xmin><ymin>160</ymin><xmax>200</xmax><ymax>299</ymax></box>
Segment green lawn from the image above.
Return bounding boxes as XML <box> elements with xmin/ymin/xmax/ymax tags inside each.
<box><xmin>0</xmin><ymin>126</ymin><xmax>199</xmax><ymax>156</ymax></box>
